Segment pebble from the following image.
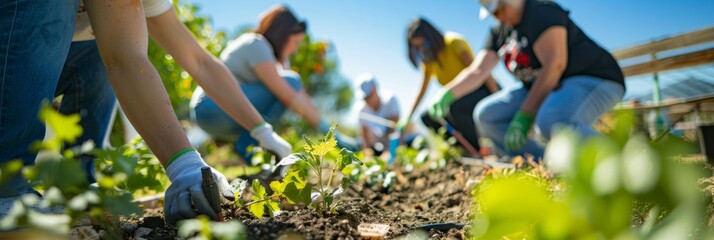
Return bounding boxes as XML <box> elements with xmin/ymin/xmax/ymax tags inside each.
<box><xmin>97</xmin><ymin>230</ymin><xmax>107</xmax><ymax>239</ymax></box>
<box><xmin>73</xmin><ymin>217</ymin><xmax>92</xmax><ymax>227</ymax></box>
<box><xmin>133</xmin><ymin>227</ymin><xmax>153</xmax><ymax>240</ymax></box>
<box><xmin>69</xmin><ymin>226</ymin><xmax>99</xmax><ymax>240</ymax></box>
<box><xmin>120</xmin><ymin>221</ymin><xmax>138</xmax><ymax>233</ymax></box>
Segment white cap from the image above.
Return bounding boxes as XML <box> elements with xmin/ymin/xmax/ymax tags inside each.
<box><xmin>479</xmin><ymin>0</ymin><xmax>500</xmax><ymax>20</ymax></box>
<box><xmin>355</xmin><ymin>73</ymin><xmax>378</xmax><ymax>98</ymax></box>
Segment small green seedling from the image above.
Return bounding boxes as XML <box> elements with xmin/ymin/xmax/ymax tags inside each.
<box><xmin>234</xmin><ymin>127</ymin><xmax>362</xmax><ymax>217</ymax></box>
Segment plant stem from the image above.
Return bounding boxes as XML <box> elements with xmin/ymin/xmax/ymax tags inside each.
<box><xmin>316</xmin><ymin>156</ymin><xmax>325</xmax><ymax>196</ymax></box>
<box><xmin>242</xmin><ymin>198</ymin><xmax>271</xmax><ymax>208</ymax></box>
<box><xmin>326</xmin><ymin>163</ymin><xmax>338</xmax><ymax>196</ymax></box>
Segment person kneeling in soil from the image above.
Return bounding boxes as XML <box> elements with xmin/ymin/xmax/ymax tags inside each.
<box><xmin>0</xmin><ymin>0</ymin><xmax>291</xmax><ymax>226</ymax></box>
<box><xmin>356</xmin><ymin>73</ymin><xmax>400</xmax><ymax>157</ymax></box>
<box><xmin>190</xmin><ymin>5</ymin><xmax>359</xmax><ymax>163</ymax></box>
<box><xmin>398</xmin><ymin>18</ymin><xmax>501</xmax><ymax>157</ymax></box>
<box><xmin>443</xmin><ymin>0</ymin><xmax>625</xmax><ymax>160</ymax></box>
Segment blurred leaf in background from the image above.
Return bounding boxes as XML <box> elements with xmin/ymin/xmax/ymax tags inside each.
<box><xmin>289</xmin><ymin>35</ymin><xmax>353</xmax><ymax>115</ymax></box>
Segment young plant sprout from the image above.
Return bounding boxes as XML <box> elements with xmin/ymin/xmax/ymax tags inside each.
<box><xmin>233</xmin><ymin>126</ymin><xmax>362</xmax><ymax>218</ymax></box>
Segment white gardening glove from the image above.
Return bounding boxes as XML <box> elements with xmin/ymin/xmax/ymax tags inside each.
<box><xmin>250</xmin><ymin>123</ymin><xmax>292</xmax><ymax>159</ymax></box>
<box><xmin>164</xmin><ymin>149</ymin><xmax>233</xmax><ymax>226</ymax></box>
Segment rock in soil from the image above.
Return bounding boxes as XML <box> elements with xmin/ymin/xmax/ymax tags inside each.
<box><xmin>133</xmin><ymin>227</ymin><xmax>153</xmax><ymax>240</ymax></box>
<box><xmin>120</xmin><ymin>221</ymin><xmax>138</xmax><ymax>234</ymax></box>
<box><xmin>69</xmin><ymin>226</ymin><xmax>99</xmax><ymax>240</ymax></box>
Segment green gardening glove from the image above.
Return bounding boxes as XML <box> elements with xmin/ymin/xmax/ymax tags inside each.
<box><xmin>505</xmin><ymin>111</ymin><xmax>534</xmax><ymax>152</ymax></box>
<box><xmin>428</xmin><ymin>89</ymin><xmax>456</xmax><ymax>120</ymax></box>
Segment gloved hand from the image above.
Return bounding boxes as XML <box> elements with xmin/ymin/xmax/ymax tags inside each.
<box><xmin>164</xmin><ymin>149</ymin><xmax>233</xmax><ymax>225</ymax></box>
<box><xmin>396</xmin><ymin>115</ymin><xmax>411</xmax><ymax>133</ymax></box>
<box><xmin>504</xmin><ymin>111</ymin><xmax>534</xmax><ymax>151</ymax></box>
<box><xmin>250</xmin><ymin>123</ymin><xmax>292</xmax><ymax>159</ymax></box>
<box><xmin>428</xmin><ymin>89</ymin><xmax>455</xmax><ymax>119</ymax></box>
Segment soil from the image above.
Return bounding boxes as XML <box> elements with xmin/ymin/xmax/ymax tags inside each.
<box><xmin>123</xmin><ymin>161</ymin><xmax>485</xmax><ymax>240</ymax></box>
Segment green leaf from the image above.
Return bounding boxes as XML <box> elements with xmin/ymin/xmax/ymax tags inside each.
<box><xmin>177</xmin><ymin>218</ymin><xmax>203</xmax><ymax>238</ymax></box>
<box><xmin>324</xmin><ymin>126</ymin><xmax>336</xmax><ymax>144</ymax></box>
<box><xmin>102</xmin><ymin>191</ymin><xmax>141</xmax><ymax>216</ymax></box>
<box><xmin>323</xmin><ymin>195</ymin><xmax>334</xmax><ymax>210</ymax></box>
<box><xmin>29</xmin><ymin>158</ymin><xmax>88</xmax><ymax>193</ymax></box>
<box><xmin>270</xmin><ymin>181</ymin><xmax>286</xmax><ymax>196</ymax></box>
<box><xmin>621</xmin><ymin>135</ymin><xmax>660</xmax><ymax>194</ymax></box>
<box><xmin>234</xmin><ymin>199</ymin><xmax>245</xmax><ymax>209</ymax></box>
<box><xmin>284</xmin><ymin>182</ymin><xmax>312</xmax><ymax>205</ymax></box>
<box><xmin>248</xmin><ymin>201</ymin><xmax>265</xmax><ymax>218</ymax></box>
<box><xmin>301</xmin><ymin>135</ymin><xmax>316</xmax><ymax>153</ymax></box>
<box><xmin>27</xmin><ymin>210</ymin><xmax>71</xmax><ymax>234</ymax></box>
<box><xmin>340</xmin><ymin>177</ymin><xmax>353</xmax><ymax>191</ymax></box>
<box><xmin>592</xmin><ymin>156</ymin><xmax>621</xmax><ymax>195</ymax></box>
<box><xmin>0</xmin><ymin>159</ymin><xmax>23</xmax><ymax>185</ymax></box>
<box><xmin>266</xmin><ymin>200</ymin><xmax>281</xmax><ymax>217</ymax></box>
<box><xmin>39</xmin><ymin>104</ymin><xmax>83</xmax><ymax>145</ymax></box>
<box><xmin>338</xmin><ymin>148</ymin><xmax>362</xmax><ymax>171</ymax></box>
<box><xmin>211</xmin><ymin>220</ymin><xmax>247</xmax><ymax>240</ymax></box>
<box><xmin>252</xmin><ymin>179</ymin><xmax>266</xmax><ymax>200</ymax></box>
<box><xmin>283</xmin><ymin>168</ymin><xmax>307</xmax><ymax>189</ymax></box>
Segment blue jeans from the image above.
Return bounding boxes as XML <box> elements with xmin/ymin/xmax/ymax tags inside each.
<box><xmin>474</xmin><ymin>75</ymin><xmax>624</xmax><ymax>159</ymax></box>
<box><xmin>0</xmin><ymin>0</ymin><xmax>79</xmax><ymax>197</ymax></box>
<box><xmin>55</xmin><ymin>40</ymin><xmax>116</xmax><ymax>183</ymax></box>
<box><xmin>191</xmin><ymin>71</ymin><xmax>302</xmax><ymax>162</ymax></box>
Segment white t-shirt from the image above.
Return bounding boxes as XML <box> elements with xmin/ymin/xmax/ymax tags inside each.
<box><xmin>359</xmin><ymin>92</ymin><xmax>400</xmax><ymax>142</ymax></box>
<box><xmin>73</xmin><ymin>0</ymin><xmax>173</xmax><ymax>42</ymax></box>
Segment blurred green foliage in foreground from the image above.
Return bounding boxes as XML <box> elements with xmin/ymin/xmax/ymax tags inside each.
<box><xmin>471</xmin><ymin>111</ymin><xmax>712</xmax><ymax>240</ymax></box>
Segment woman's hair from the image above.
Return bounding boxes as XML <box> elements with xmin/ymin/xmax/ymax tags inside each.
<box><xmin>255</xmin><ymin>5</ymin><xmax>307</xmax><ymax>60</ymax></box>
<box><xmin>406</xmin><ymin>17</ymin><xmax>445</xmax><ymax>68</ymax></box>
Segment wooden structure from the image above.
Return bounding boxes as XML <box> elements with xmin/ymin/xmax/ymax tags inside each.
<box><xmin>610</xmin><ymin>26</ymin><xmax>714</xmax><ymax>141</ymax></box>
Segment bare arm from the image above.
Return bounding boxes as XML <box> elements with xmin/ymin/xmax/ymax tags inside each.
<box><xmin>146</xmin><ymin>10</ymin><xmax>265</xmax><ymax>130</ymax></box>
<box><xmin>519</xmin><ymin>27</ymin><xmax>567</xmax><ymax>115</ymax></box>
<box><xmin>443</xmin><ymin>49</ymin><xmax>500</xmax><ymax>99</ymax></box>
<box><xmin>253</xmin><ymin>62</ymin><xmax>322</xmax><ymax>127</ymax></box>
<box><xmin>458</xmin><ymin>49</ymin><xmax>500</xmax><ymax>93</ymax></box>
<box><xmin>84</xmin><ymin>0</ymin><xmax>188</xmax><ymax>164</ymax></box>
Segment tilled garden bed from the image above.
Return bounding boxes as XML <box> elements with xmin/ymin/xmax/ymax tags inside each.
<box><xmin>127</xmin><ymin>161</ymin><xmax>485</xmax><ymax>240</ymax></box>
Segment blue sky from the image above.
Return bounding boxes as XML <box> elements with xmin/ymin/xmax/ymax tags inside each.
<box><xmin>187</xmin><ymin>0</ymin><xmax>714</xmax><ymax>127</ymax></box>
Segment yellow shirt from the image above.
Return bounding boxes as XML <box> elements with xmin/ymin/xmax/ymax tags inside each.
<box><xmin>423</xmin><ymin>32</ymin><xmax>474</xmax><ymax>86</ymax></box>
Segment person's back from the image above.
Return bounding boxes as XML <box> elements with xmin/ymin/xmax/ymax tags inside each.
<box><xmin>221</xmin><ymin>32</ymin><xmax>277</xmax><ymax>84</ymax></box>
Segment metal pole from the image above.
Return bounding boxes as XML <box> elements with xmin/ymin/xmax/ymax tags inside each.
<box><xmin>650</xmin><ymin>53</ymin><xmax>665</xmax><ymax>138</ymax></box>
<box><xmin>651</xmin><ymin>53</ymin><xmax>661</xmax><ymax>104</ymax></box>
